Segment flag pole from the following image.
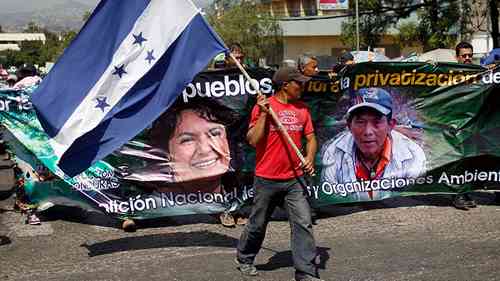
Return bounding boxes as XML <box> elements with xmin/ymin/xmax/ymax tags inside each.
<box><xmin>229</xmin><ymin>53</ymin><xmax>312</xmax><ymax>175</ymax></box>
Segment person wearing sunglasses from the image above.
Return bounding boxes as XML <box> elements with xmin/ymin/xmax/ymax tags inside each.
<box><xmin>455</xmin><ymin>41</ymin><xmax>474</xmax><ymax>65</ymax></box>
<box><xmin>453</xmin><ymin>41</ymin><xmax>479</xmax><ymax>210</ymax></box>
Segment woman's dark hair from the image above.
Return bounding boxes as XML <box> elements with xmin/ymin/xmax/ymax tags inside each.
<box><xmin>149</xmin><ymin>98</ymin><xmax>237</xmax><ymax>152</ymax></box>
<box><xmin>228</xmin><ymin>42</ymin><xmax>243</xmax><ymax>53</ymax></box>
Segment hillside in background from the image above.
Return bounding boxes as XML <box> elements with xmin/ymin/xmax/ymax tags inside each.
<box><xmin>0</xmin><ymin>0</ymin><xmax>212</xmax><ymax>33</ymax></box>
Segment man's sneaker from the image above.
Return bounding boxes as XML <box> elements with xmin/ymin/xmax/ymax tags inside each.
<box><xmin>122</xmin><ymin>219</ymin><xmax>137</xmax><ymax>232</ymax></box>
<box><xmin>235</xmin><ymin>258</ymin><xmax>258</xmax><ymax>276</ymax></box>
<box><xmin>26</xmin><ymin>212</ymin><xmax>41</xmax><ymax>225</ymax></box>
<box><xmin>452</xmin><ymin>194</ymin><xmax>469</xmax><ymax>211</ymax></box>
<box><xmin>220</xmin><ymin>212</ymin><xmax>236</xmax><ymax>227</ymax></box>
<box><xmin>235</xmin><ymin>216</ymin><xmax>248</xmax><ymax>226</ymax></box>
<box><xmin>463</xmin><ymin>193</ymin><xmax>477</xmax><ymax>208</ymax></box>
<box><xmin>495</xmin><ymin>192</ymin><xmax>500</xmax><ymax>204</ymax></box>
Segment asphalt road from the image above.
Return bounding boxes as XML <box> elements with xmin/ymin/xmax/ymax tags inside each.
<box><xmin>1</xmin><ymin>187</ymin><xmax>499</xmax><ymax>281</ymax></box>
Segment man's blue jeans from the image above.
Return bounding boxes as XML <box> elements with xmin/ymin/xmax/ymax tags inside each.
<box><xmin>237</xmin><ymin>176</ymin><xmax>319</xmax><ymax>280</ymax></box>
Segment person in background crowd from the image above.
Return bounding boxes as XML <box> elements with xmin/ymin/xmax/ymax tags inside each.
<box><xmin>0</xmin><ymin>64</ymin><xmax>8</xmax><ymax>80</ymax></box>
<box><xmin>297</xmin><ymin>53</ymin><xmax>319</xmax><ymax>77</ymax></box>
<box><xmin>217</xmin><ymin>42</ymin><xmax>251</xmax><ymax>227</ymax></box>
<box><xmin>453</xmin><ymin>41</ymin><xmax>477</xmax><ymax>210</ymax></box>
<box><xmin>0</xmin><ymin>124</ymin><xmax>13</xmax><ymax>241</ymax></box>
<box><xmin>13</xmin><ymin>64</ymin><xmax>41</xmax><ymax>90</ymax></box>
<box><xmin>297</xmin><ymin>53</ymin><xmax>321</xmax><ymax>224</ymax></box>
<box><xmin>338</xmin><ymin>51</ymin><xmax>355</xmax><ymax>65</ymax></box>
<box><xmin>236</xmin><ymin>67</ymin><xmax>322</xmax><ymax>281</ymax></box>
<box><xmin>456</xmin><ymin>41</ymin><xmax>474</xmax><ymax>65</ymax></box>
<box><xmin>5</xmin><ymin>64</ymin><xmax>42</xmax><ymax>225</ymax></box>
<box><xmin>331</xmin><ymin>52</ymin><xmax>355</xmax><ymax>77</ymax></box>
<box><xmin>225</xmin><ymin>42</ymin><xmax>246</xmax><ymax>68</ymax></box>
<box><xmin>6</xmin><ymin>75</ymin><xmax>17</xmax><ymax>88</ymax></box>
<box><xmin>282</xmin><ymin>59</ymin><xmax>298</xmax><ymax>69</ymax></box>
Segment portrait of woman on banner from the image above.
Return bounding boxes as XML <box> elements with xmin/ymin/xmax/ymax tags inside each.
<box><xmin>117</xmin><ymin>98</ymin><xmax>237</xmax><ymax>193</ymax></box>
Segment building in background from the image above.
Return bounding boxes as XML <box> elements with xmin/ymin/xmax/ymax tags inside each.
<box><xmin>468</xmin><ymin>0</ymin><xmax>498</xmax><ymax>60</ymax></box>
<box><xmin>258</xmin><ymin>0</ymin><xmax>405</xmax><ymax>67</ymax></box>
<box><xmin>0</xmin><ymin>33</ymin><xmax>46</xmax><ymax>51</ymax></box>
<box><xmin>213</xmin><ymin>0</ymin><xmax>499</xmax><ymax>66</ymax></box>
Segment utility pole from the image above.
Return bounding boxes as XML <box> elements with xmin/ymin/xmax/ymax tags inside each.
<box><xmin>356</xmin><ymin>0</ymin><xmax>360</xmax><ymax>51</ymax></box>
<box><xmin>490</xmin><ymin>0</ymin><xmax>499</xmax><ymax>48</ymax></box>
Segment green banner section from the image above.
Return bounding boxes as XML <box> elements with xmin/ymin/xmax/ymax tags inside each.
<box><xmin>1</xmin><ymin>63</ymin><xmax>499</xmax><ymax>219</ymax></box>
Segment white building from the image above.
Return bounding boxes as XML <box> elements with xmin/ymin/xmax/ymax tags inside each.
<box><xmin>0</xmin><ymin>33</ymin><xmax>46</xmax><ymax>51</ymax></box>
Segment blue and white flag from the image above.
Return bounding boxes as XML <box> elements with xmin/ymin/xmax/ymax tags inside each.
<box><xmin>33</xmin><ymin>0</ymin><xmax>227</xmax><ymax>176</ymax></box>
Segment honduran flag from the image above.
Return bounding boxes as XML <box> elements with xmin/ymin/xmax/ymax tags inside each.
<box><xmin>32</xmin><ymin>0</ymin><xmax>227</xmax><ymax>177</ymax></box>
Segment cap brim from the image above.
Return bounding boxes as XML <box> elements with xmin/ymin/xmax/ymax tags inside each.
<box><xmin>293</xmin><ymin>74</ymin><xmax>312</xmax><ymax>84</ymax></box>
<box><xmin>347</xmin><ymin>102</ymin><xmax>391</xmax><ymax>116</ymax></box>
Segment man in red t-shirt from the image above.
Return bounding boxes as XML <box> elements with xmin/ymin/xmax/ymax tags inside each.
<box><xmin>236</xmin><ymin>67</ymin><xmax>322</xmax><ymax>281</ymax></box>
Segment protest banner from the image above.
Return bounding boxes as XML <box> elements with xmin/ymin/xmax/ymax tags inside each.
<box><xmin>1</xmin><ymin>63</ymin><xmax>499</xmax><ymax>219</ymax></box>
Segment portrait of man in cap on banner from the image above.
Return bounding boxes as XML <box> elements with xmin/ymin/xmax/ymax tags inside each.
<box><xmin>321</xmin><ymin>87</ymin><xmax>426</xmax><ymax>201</ymax></box>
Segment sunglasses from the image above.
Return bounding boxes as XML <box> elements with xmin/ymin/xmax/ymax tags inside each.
<box><xmin>460</xmin><ymin>53</ymin><xmax>473</xmax><ymax>58</ymax></box>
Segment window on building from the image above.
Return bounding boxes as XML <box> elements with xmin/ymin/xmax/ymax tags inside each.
<box><xmin>286</xmin><ymin>0</ymin><xmax>301</xmax><ymax>17</ymax></box>
<box><xmin>302</xmin><ymin>0</ymin><xmax>317</xmax><ymax>16</ymax></box>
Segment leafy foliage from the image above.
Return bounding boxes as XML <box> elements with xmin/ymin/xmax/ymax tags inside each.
<box><xmin>341</xmin><ymin>0</ymin><xmax>473</xmax><ymax>51</ymax></box>
<box><xmin>0</xmin><ymin>22</ymin><xmax>76</xmax><ymax>68</ymax></box>
<box><xmin>206</xmin><ymin>1</ymin><xmax>283</xmax><ymax>66</ymax></box>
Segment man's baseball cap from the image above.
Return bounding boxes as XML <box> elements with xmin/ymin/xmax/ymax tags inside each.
<box><xmin>273</xmin><ymin>66</ymin><xmax>311</xmax><ymax>86</ymax></box>
<box><xmin>339</xmin><ymin>52</ymin><xmax>354</xmax><ymax>64</ymax></box>
<box><xmin>347</xmin><ymin>88</ymin><xmax>393</xmax><ymax>116</ymax></box>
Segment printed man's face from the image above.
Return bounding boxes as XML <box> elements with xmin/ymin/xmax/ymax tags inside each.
<box><xmin>348</xmin><ymin>109</ymin><xmax>395</xmax><ymax>160</ymax></box>
<box><xmin>168</xmin><ymin>110</ymin><xmax>230</xmax><ymax>182</ymax></box>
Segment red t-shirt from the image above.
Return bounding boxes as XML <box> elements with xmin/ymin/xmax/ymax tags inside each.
<box><xmin>249</xmin><ymin>96</ymin><xmax>314</xmax><ymax>180</ymax></box>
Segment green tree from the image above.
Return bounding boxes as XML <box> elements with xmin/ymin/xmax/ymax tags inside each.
<box><xmin>397</xmin><ymin>22</ymin><xmax>420</xmax><ymax>48</ymax></box>
<box><xmin>24</xmin><ymin>22</ymin><xmax>45</xmax><ymax>33</ymax></box>
<box><xmin>83</xmin><ymin>10</ymin><xmax>92</xmax><ymax>22</ymax></box>
<box><xmin>341</xmin><ymin>0</ymin><xmax>472</xmax><ymax>51</ymax></box>
<box><xmin>0</xmin><ymin>21</ymin><xmax>78</xmax><ymax>68</ymax></box>
<box><xmin>416</xmin><ymin>0</ymin><xmax>471</xmax><ymax>49</ymax></box>
<box><xmin>340</xmin><ymin>0</ymin><xmax>417</xmax><ymax>50</ymax></box>
<box><xmin>207</xmin><ymin>1</ymin><xmax>283</xmax><ymax>66</ymax></box>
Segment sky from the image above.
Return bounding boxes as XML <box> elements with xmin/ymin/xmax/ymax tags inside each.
<box><xmin>0</xmin><ymin>0</ymin><xmax>212</xmax><ymax>14</ymax></box>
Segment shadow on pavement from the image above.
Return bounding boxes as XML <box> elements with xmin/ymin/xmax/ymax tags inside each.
<box><xmin>81</xmin><ymin>230</ymin><xmax>238</xmax><ymax>257</ymax></box>
<box><xmin>11</xmin><ymin>191</ymin><xmax>499</xmax><ymax>230</ymax></box>
<box><xmin>316</xmin><ymin>192</ymin><xmax>500</xmax><ymax>219</ymax></box>
<box><xmin>0</xmin><ymin>235</ymin><xmax>11</xmax><ymax>246</ymax></box>
<box><xmin>0</xmin><ymin>187</ymin><xmax>15</xmax><ymax>201</ymax></box>
<box><xmin>40</xmin><ymin>205</ymin><xmax>119</xmax><ymax>228</ymax></box>
<box><xmin>257</xmin><ymin>246</ymin><xmax>331</xmax><ymax>271</ymax></box>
